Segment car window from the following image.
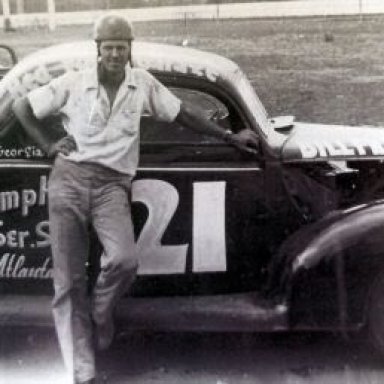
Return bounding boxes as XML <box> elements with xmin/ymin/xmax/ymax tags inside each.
<box><xmin>141</xmin><ymin>87</ymin><xmax>232</xmax><ymax>144</ymax></box>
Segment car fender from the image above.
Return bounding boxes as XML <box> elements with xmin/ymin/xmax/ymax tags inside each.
<box><xmin>291</xmin><ymin>201</ymin><xmax>384</xmax><ymax>273</ymax></box>
<box><xmin>268</xmin><ymin>200</ymin><xmax>384</xmax><ymax>295</ymax></box>
<box><xmin>267</xmin><ymin>200</ymin><xmax>384</xmax><ymax>329</ymax></box>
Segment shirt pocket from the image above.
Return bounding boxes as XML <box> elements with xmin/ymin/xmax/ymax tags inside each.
<box><xmin>114</xmin><ymin>108</ymin><xmax>140</xmax><ymax>136</ymax></box>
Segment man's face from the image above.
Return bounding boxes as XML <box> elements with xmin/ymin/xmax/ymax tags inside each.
<box><xmin>99</xmin><ymin>40</ymin><xmax>131</xmax><ymax>75</ymax></box>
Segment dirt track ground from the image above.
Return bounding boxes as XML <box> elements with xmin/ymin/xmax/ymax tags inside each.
<box><xmin>3</xmin><ymin>15</ymin><xmax>384</xmax><ymax>127</ymax></box>
<box><xmin>2</xmin><ymin>326</ymin><xmax>384</xmax><ymax>384</ymax></box>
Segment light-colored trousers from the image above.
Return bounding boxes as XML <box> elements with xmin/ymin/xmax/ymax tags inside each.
<box><xmin>48</xmin><ymin>156</ymin><xmax>137</xmax><ymax>384</ymax></box>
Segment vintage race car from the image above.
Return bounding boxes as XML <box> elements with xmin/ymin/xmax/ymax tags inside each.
<box><xmin>1</xmin><ymin>40</ymin><xmax>384</xmax><ymax>355</ymax></box>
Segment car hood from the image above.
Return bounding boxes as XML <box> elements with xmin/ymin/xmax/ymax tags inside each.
<box><xmin>279</xmin><ymin>121</ymin><xmax>384</xmax><ymax>162</ymax></box>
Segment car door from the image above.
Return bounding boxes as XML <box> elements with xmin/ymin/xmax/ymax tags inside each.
<box><xmin>131</xmin><ymin>77</ymin><xmax>272</xmax><ymax>298</ymax></box>
<box><xmin>0</xmin><ymin>80</ymin><xmax>272</xmax><ymax>299</ymax></box>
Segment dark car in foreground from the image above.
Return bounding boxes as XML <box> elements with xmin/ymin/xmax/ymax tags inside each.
<box><xmin>1</xmin><ymin>41</ymin><xmax>384</xmax><ymax>356</ymax></box>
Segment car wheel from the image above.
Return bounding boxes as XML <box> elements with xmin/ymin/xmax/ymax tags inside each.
<box><xmin>367</xmin><ymin>269</ymin><xmax>384</xmax><ymax>357</ymax></box>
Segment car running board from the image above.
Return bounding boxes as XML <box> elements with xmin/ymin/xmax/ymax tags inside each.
<box><xmin>0</xmin><ymin>293</ymin><xmax>288</xmax><ymax>333</ymax></box>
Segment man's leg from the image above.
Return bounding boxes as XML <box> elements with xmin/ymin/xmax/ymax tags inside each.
<box><xmin>49</xmin><ymin>159</ymin><xmax>95</xmax><ymax>384</ymax></box>
<box><xmin>91</xmin><ymin>178</ymin><xmax>138</xmax><ymax>350</ymax></box>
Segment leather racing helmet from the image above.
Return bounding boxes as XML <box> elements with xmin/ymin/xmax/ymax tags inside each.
<box><xmin>93</xmin><ymin>14</ymin><xmax>134</xmax><ymax>42</ymax></box>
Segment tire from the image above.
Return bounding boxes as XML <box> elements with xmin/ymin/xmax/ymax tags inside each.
<box><xmin>367</xmin><ymin>270</ymin><xmax>384</xmax><ymax>357</ymax></box>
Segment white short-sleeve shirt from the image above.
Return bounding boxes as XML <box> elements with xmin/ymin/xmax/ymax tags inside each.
<box><xmin>28</xmin><ymin>65</ymin><xmax>181</xmax><ymax>175</ymax></box>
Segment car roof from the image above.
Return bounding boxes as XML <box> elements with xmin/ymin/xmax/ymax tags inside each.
<box><xmin>8</xmin><ymin>40</ymin><xmax>240</xmax><ymax>84</ymax></box>
<box><xmin>0</xmin><ymin>41</ymin><xmax>270</xmax><ymax>135</ymax></box>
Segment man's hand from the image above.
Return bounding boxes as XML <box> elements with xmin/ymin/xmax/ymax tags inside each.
<box><xmin>227</xmin><ymin>128</ymin><xmax>259</xmax><ymax>154</ymax></box>
<box><xmin>47</xmin><ymin>135</ymin><xmax>77</xmax><ymax>158</ymax></box>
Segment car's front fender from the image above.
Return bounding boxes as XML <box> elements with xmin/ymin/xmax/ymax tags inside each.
<box><xmin>269</xmin><ymin>200</ymin><xmax>384</xmax><ymax>329</ymax></box>
<box><xmin>291</xmin><ymin>201</ymin><xmax>384</xmax><ymax>273</ymax></box>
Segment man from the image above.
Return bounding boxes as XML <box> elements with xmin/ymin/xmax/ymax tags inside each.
<box><xmin>13</xmin><ymin>14</ymin><xmax>259</xmax><ymax>384</ymax></box>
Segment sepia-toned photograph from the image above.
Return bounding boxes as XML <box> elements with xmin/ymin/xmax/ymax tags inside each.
<box><xmin>1</xmin><ymin>0</ymin><xmax>384</xmax><ymax>383</ymax></box>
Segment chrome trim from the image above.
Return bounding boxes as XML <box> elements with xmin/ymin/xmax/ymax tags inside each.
<box><xmin>138</xmin><ymin>167</ymin><xmax>261</xmax><ymax>172</ymax></box>
<box><xmin>0</xmin><ymin>163</ymin><xmax>261</xmax><ymax>172</ymax></box>
<box><xmin>0</xmin><ymin>163</ymin><xmax>51</xmax><ymax>169</ymax></box>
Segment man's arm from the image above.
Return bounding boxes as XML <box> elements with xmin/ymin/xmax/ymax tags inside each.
<box><xmin>175</xmin><ymin>104</ymin><xmax>259</xmax><ymax>154</ymax></box>
<box><xmin>12</xmin><ymin>96</ymin><xmax>76</xmax><ymax>157</ymax></box>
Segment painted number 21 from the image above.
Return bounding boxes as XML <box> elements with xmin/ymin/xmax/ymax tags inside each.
<box><xmin>132</xmin><ymin>179</ymin><xmax>227</xmax><ymax>275</ymax></box>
